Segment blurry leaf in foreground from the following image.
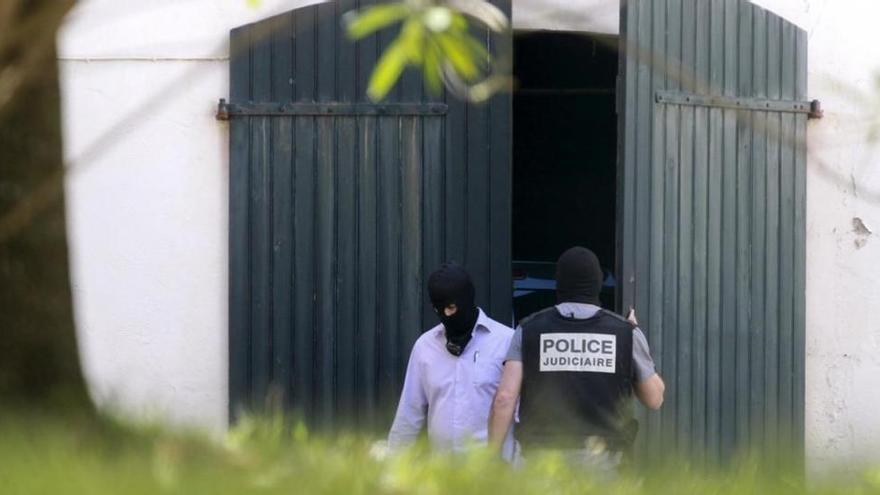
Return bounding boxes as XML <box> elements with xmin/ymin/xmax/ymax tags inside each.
<box><xmin>345</xmin><ymin>3</ymin><xmax>412</xmax><ymax>40</ymax></box>
<box><xmin>446</xmin><ymin>0</ymin><xmax>508</xmax><ymax>32</ymax></box>
<box><xmin>344</xmin><ymin>0</ymin><xmax>512</xmax><ymax>102</ymax></box>
<box><xmin>368</xmin><ymin>40</ymin><xmax>409</xmax><ymax>101</ymax></box>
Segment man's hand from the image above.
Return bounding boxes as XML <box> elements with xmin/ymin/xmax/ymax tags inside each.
<box><xmin>626</xmin><ymin>307</ymin><xmax>638</xmax><ymax>326</ymax></box>
<box><xmin>488</xmin><ymin>360</ymin><xmax>523</xmax><ymax>452</ymax></box>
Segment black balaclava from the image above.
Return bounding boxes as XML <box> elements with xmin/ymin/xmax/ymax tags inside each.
<box><xmin>427</xmin><ymin>263</ymin><xmax>479</xmax><ymax>356</ymax></box>
<box><xmin>555</xmin><ymin>246</ymin><xmax>603</xmax><ymax>305</ymax></box>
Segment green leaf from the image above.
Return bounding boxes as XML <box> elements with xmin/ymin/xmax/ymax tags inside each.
<box><xmin>436</xmin><ymin>32</ymin><xmax>480</xmax><ymax>81</ymax></box>
<box><xmin>450</xmin><ymin>12</ymin><xmax>469</xmax><ymax>32</ymax></box>
<box><xmin>422</xmin><ymin>44</ymin><xmax>443</xmax><ymax>95</ymax></box>
<box><xmin>345</xmin><ymin>3</ymin><xmax>411</xmax><ymax>40</ymax></box>
<box><xmin>400</xmin><ymin>18</ymin><xmax>425</xmax><ymax>64</ymax></box>
<box><xmin>367</xmin><ymin>40</ymin><xmax>410</xmax><ymax>101</ymax></box>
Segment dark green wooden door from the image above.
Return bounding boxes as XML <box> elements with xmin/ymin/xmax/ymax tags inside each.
<box><xmin>619</xmin><ymin>0</ymin><xmax>809</xmax><ymax>461</ymax></box>
<box><xmin>226</xmin><ymin>2</ymin><xmax>512</xmax><ymax>429</ymax></box>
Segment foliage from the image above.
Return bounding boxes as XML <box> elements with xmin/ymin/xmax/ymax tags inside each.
<box><xmin>2</xmin><ymin>413</ymin><xmax>879</xmax><ymax>495</ymax></box>
<box><xmin>344</xmin><ymin>0</ymin><xmax>511</xmax><ymax>102</ymax></box>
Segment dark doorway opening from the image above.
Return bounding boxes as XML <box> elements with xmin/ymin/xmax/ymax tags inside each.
<box><xmin>511</xmin><ymin>31</ymin><xmax>620</xmax><ymax>324</ymax></box>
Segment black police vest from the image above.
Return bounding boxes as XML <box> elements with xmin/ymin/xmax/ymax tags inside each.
<box><xmin>518</xmin><ymin>307</ymin><xmax>636</xmax><ymax>451</ymax></box>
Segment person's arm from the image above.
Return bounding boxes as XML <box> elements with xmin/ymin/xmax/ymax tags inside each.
<box><xmin>635</xmin><ymin>372</ymin><xmax>665</xmax><ymax>410</ymax></box>
<box><xmin>631</xmin><ymin>324</ymin><xmax>665</xmax><ymax>410</ymax></box>
<box><xmin>488</xmin><ymin>360</ymin><xmax>523</xmax><ymax>452</ymax></box>
<box><xmin>387</xmin><ymin>345</ymin><xmax>428</xmax><ymax>449</ymax></box>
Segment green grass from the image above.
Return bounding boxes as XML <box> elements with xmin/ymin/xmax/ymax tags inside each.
<box><xmin>1</xmin><ymin>413</ymin><xmax>878</xmax><ymax>495</ymax></box>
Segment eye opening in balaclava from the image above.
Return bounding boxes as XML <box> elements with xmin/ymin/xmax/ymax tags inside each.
<box><xmin>427</xmin><ymin>263</ymin><xmax>479</xmax><ymax>357</ymax></box>
<box><xmin>555</xmin><ymin>246</ymin><xmax>603</xmax><ymax>305</ymax></box>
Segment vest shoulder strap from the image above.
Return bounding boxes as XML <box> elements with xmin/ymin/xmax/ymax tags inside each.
<box><xmin>598</xmin><ymin>309</ymin><xmax>637</xmax><ymax>329</ymax></box>
<box><xmin>519</xmin><ymin>306</ymin><xmax>558</xmax><ymax>328</ymax></box>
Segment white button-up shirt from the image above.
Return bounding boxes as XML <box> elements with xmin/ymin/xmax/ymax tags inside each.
<box><xmin>388</xmin><ymin>308</ymin><xmax>515</xmax><ymax>458</ymax></box>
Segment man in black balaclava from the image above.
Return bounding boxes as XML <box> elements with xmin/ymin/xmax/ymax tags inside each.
<box><xmin>554</xmin><ymin>246</ymin><xmax>603</xmax><ymax>305</ymax></box>
<box><xmin>426</xmin><ymin>263</ymin><xmax>480</xmax><ymax>356</ymax></box>
<box><xmin>388</xmin><ymin>263</ymin><xmax>516</xmax><ymax>459</ymax></box>
<box><xmin>489</xmin><ymin>247</ymin><xmax>666</xmax><ymax>472</ymax></box>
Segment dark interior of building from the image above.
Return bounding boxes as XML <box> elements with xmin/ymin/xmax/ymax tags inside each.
<box><xmin>511</xmin><ymin>31</ymin><xmax>620</xmax><ymax>322</ymax></box>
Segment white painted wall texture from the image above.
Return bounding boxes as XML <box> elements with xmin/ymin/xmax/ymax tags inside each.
<box><xmin>60</xmin><ymin>0</ymin><xmax>880</xmax><ymax>466</ymax></box>
<box><xmin>59</xmin><ymin>0</ymin><xmax>319</xmax><ymax>432</ymax></box>
<box><xmin>775</xmin><ymin>0</ymin><xmax>880</xmax><ymax>474</ymax></box>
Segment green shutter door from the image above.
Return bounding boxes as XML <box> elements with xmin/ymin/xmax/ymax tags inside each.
<box><xmin>619</xmin><ymin>0</ymin><xmax>809</xmax><ymax>462</ymax></box>
<box><xmin>226</xmin><ymin>2</ymin><xmax>512</xmax><ymax>430</ymax></box>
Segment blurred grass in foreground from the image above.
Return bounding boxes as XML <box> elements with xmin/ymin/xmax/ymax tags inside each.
<box><xmin>1</xmin><ymin>413</ymin><xmax>879</xmax><ymax>495</ymax></box>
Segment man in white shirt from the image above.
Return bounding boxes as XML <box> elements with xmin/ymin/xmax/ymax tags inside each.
<box><xmin>387</xmin><ymin>263</ymin><xmax>515</xmax><ymax>459</ymax></box>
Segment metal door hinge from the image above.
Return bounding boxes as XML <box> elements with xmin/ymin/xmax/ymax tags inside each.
<box><xmin>216</xmin><ymin>98</ymin><xmax>230</xmax><ymax>121</ymax></box>
<box><xmin>655</xmin><ymin>91</ymin><xmax>823</xmax><ymax>119</ymax></box>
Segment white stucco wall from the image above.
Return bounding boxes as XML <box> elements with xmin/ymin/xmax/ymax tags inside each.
<box><xmin>776</xmin><ymin>0</ymin><xmax>880</xmax><ymax>474</ymax></box>
<box><xmin>61</xmin><ymin>0</ymin><xmax>880</xmax><ymax>465</ymax></box>
<box><xmin>59</xmin><ymin>0</ymin><xmax>318</xmax><ymax>432</ymax></box>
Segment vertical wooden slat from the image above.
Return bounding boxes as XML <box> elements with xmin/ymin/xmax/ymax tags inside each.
<box><xmin>778</xmin><ymin>21</ymin><xmax>797</xmax><ymax>450</ymax></box>
<box><xmin>335</xmin><ymin>0</ymin><xmax>358</xmax><ymax>427</ymax></box>
<box><xmin>466</xmin><ymin>98</ymin><xmax>490</xmax><ymax>309</ymax></box>
<box><xmin>336</xmin><ymin>115</ymin><xmax>357</xmax><ymax>425</ymax></box>
<box><xmin>748</xmin><ymin>4</ymin><xmax>767</xmax><ymax>450</ymax></box>
<box><xmin>620</xmin><ymin>2</ymin><xmax>649</xmax><ymax>454</ymax></box>
<box><xmin>691</xmin><ymin>0</ymin><xmax>710</xmax><ymax>458</ymax></box>
<box><xmin>354</xmin><ymin>0</ymin><xmax>379</xmax><ymax>429</ymax></box>
<box><xmin>676</xmin><ymin>0</ymin><xmax>696</xmax><ymax>455</ymax></box>
<box><xmin>646</xmin><ymin>0</ymin><xmax>667</xmax><ymax>458</ymax></box>
<box><xmin>317</xmin><ymin>2</ymin><xmax>336</xmax><ymax>103</ymax></box>
<box><xmin>312</xmin><ymin>0</ymin><xmax>338</xmax><ymax>427</ymax></box>
<box><xmin>713</xmin><ymin>3</ymin><xmax>745</xmax><ymax>461</ymax></box>
<box><xmin>731</xmin><ymin>0</ymin><xmax>751</xmax><ymax>458</ymax></box>
<box><xmin>271</xmin><ymin>13</ymin><xmax>295</xmax><ymax>102</ymax></box>
<box><xmin>399</xmin><ymin>117</ymin><xmax>423</xmax><ymax>379</ymax></box>
<box><xmin>634</xmin><ymin>0</ymin><xmax>652</xmax><ymax>375</ymax></box>
<box><xmin>627</xmin><ymin>0</ymin><xmax>649</xmax><ymax>456</ymax></box>
<box><xmin>445</xmin><ymin>102</ymin><xmax>466</xmax><ymax>267</ymax></box>
<box><xmin>422</xmin><ymin>117</ymin><xmax>445</xmax><ymax>330</ymax></box>
<box><xmin>764</xmin><ymin>12</ymin><xmax>782</xmax><ymax>450</ymax></box>
<box><xmin>250</xmin><ymin>22</ymin><xmax>273</xmax><ymax>407</ymax></box>
<box><xmin>620</xmin><ymin>0</ymin><xmax>637</xmax><ymax>316</ymax></box>
<box><xmin>377</xmin><ymin>116</ymin><xmax>401</xmax><ymax>416</ymax></box>
<box><xmin>229</xmin><ymin>25</ymin><xmax>252</xmax><ymax>421</ymax></box>
<box><xmin>356</xmin><ymin>116</ymin><xmax>379</xmax><ymax>429</ymax></box>
<box><xmin>270</xmin><ymin>113</ymin><xmax>293</xmax><ymax>407</ymax></box>
<box><xmin>249</xmin><ymin>119</ymin><xmax>271</xmax><ymax>410</ymax></box>
<box><xmin>706</xmin><ymin>0</ymin><xmax>726</xmax><ymax>464</ymax></box>
<box><xmin>270</xmin><ymin>13</ymin><xmax>294</xmax><ymax>409</ymax></box>
<box><xmin>396</xmin><ymin>0</ymin><xmax>425</xmax><ymax>349</ymax></box>
<box><xmin>292</xmin><ymin>114</ymin><xmax>316</xmax><ymax>420</ymax></box>
<box><xmin>793</xmin><ymin>28</ymin><xmax>808</xmax><ymax>461</ymax></box>
<box><xmin>660</xmin><ymin>0</ymin><xmax>681</xmax><ymax>452</ymax></box>
<box><xmin>315</xmin><ymin>115</ymin><xmax>336</xmax><ymax>426</ymax></box>
<box><xmin>292</xmin><ymin>6</ymin><xmax>316</xmax><ymax>419</ymax></box>
<box><xmin>336</xmin><ymin>0</ymin><xmax>356</xmax><ymax>104</ymax></box>
<box><xmin>477</xmin><ymin>0</ymin><xmax>509</xmax><ymax>326</ymax></box>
